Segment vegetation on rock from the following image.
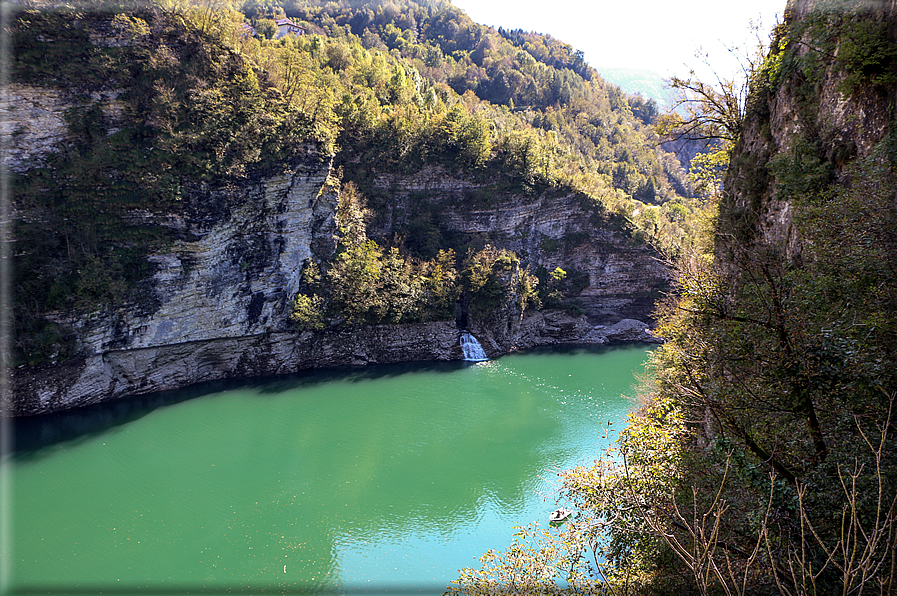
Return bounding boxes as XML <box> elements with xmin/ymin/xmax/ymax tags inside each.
<box><xmin>291</xmin><ymin>182</ymin><xmax>461</xmax><ymax>327</ymax></box>
<box><xmin>12</xmin><ymin>4</ymin><xmax>318</xmax><ymax>363</ymax></box>
<box><xmin>12</xmin><ymin>0</ymin><xmax>897</xmax><ymax>592</ymax></box>
<box><xmin>451</xmin><ymin>3</ymin><xmax>897</xmax><ymax>593</ymax></box>
<box><xmin>13</xmin><ymin>0</ymin><xmax>697</xmax><ymax>363</ymax></box>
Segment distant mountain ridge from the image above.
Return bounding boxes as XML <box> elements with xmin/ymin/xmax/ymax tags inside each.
<box><xmin>597</xmin><ymin>67</ymin><xmax>676</xmax><ymax>111</ymax></box>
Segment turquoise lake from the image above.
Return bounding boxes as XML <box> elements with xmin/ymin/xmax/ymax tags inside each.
<box><xmin>7</xmin><ymin>344</ymin><xmax>654</xmax><ymax>594</ymax></box>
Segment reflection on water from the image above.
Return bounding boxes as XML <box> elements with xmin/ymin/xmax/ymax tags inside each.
<box><xmin>9</xmin><ymin>345</ymin><xmax>653</xmax><ymax>593</ymax></box>
<box><xmin>12</xmin><ymin>360</ymin><xmax>473</xmax><ymax>457</ymax></box>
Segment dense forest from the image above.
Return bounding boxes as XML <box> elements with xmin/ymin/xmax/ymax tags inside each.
<box><xmin>11</xmin><ymin>0</ymin><xmax>701</xmax><ymax>365</ymax></box>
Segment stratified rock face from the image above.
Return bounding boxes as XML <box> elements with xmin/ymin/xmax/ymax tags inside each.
<box><xmin>1</xmin><ymin>84</ymin><xmax>73</xmax><ymax>173</ymax></box>
<box><xmin>13</xmin><ymin>149</ymin><xmax>340</xmax><ymax>414</ymax></box>
<box><xmin>497</xmin><ymin>312</ymin><xmax>659</xmax><ymax>354</ymax></box>
<box><xmin>14</xmin><ymin>322</ymin><xmax>466</xmax><ymax>415</ymax></box>
<box><xmin>12</xmin><ymin>155</ymin><xmax>667</xmax><ymax>415</ymax></box>
<box><xmin>12</xmin><ymin>152</ymin><xmax>668</xmax><ymax>414</ymax></box>
<box><xmin>366</xmin><ymin>166</ymin><xmax>670</xmax><ymax>326</ymax></box>
<box><xmin>77</xmin><ymin>152</ymin><xmax>336</xmax><ymax>353</ymax></box>
<box><xmin>9</xmin><ymin>76</ymin><xmax>667</xmax><ymax>416</ymax></box>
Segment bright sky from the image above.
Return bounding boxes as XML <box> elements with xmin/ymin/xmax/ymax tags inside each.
<box><xmin>450</xmin><ymin>0</ymin><xmax>786</xmax><ymax>81</ymax></box>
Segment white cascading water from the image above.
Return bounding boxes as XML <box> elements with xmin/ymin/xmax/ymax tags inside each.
<box><xmin>459</xmin><ymin>331</ymin><xmax>489</xmax><ymax>362</ymax></box>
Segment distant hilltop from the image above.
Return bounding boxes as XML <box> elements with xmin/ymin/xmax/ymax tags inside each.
<box><xmin>597</xmin><ymin>67</ymin><xmax>677</xmax><ymax>112</ymax></box>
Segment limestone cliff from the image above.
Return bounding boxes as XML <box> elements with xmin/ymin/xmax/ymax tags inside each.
<box><xmin>11</xmin><ymin>147</ymin><xmax>662</xmax><ymax>415</ymax></box>
<box><xmin>12</xmin><ymin>141</ymin><xmax>338</xmax><ymax>414</ymax></box>
<box><xmin>722</xmin><ymin>0</ymin><xmax>897</xmax><ymax>263</ymax></box>
<box><xmin>365</xmin><ymin>167</ymin><xmax>668</xmax><ymax>326</ymax></box>
<box><xmin>12</xmin><ymin>140</ymin><xmax>662</xmax><ymax>415</ymax></box>
<box><xmin>357</xmin><ymin>167</ymin><xmax>667</xmax><ymax>351</ymax></box>
<box><xmin>632</xmin><ymin>2</ymin><xmax>897</xmax><ymax>588</ymax></box>
<box><xmin>9</xmin><ymin>11</ymin><xmax>666</xmax><ymax>416</ymax></box>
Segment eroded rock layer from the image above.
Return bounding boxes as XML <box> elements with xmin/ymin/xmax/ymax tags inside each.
<box><xmin>9</xmin><ymin>21</ymin><xmax>667</xmax><ymax>416</ymax></box>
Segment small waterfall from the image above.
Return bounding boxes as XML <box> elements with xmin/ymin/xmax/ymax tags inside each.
<box><xmin>460</xmin><ymin>331</ymin><xmax>488</xmax><ymax>362</ymax></box>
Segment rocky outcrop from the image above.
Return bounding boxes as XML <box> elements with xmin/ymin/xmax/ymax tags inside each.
<box><xmin>724</xmin><ymin>0</ymin><xmax>897</xmax><ymax>262</ymax></box>
<box><xmin>478</xmin><ymin>312</ymin><xmax>658</xmax><ymax>356</ymax></box>
<box><xmin>15</xmin><ymin>310</ymin><xmax>660</xmax><ymax>415</ymax></box>
<box><xmin>2</xmin><ymin>84</ymin><xmax>75</xmax><ymax>173</ymax></box>
<box><xmin>10</xmin><ymin>38</ymin><xmax>668</xmax><ymax>417</ymax></box>
<box><xmin>12</xmin><ymin>164</ymin><xmax>665</xmax><ymax>416</ymax></box>
<box><xmin>13</xmin><ymin>145</ymin><xmax>337</xmax><ymax>415</ymax></box>
<box><xmin>73</xmin><ymin>149</ymin><xmax>337</xmax><ymax>353</ymax></box>
<box><xmin>366</xmin><ymin>166</ymin><xmax>669</xmax><ymax>325</ymax></box>
<box><xmin>12</xmin><ymin>148</ymin><xmax>667</xmax><ymax>415</ymax></box>
<box><xmin>14</xmin><ymin>322</ymin><xmax>462</xmax><ymax>415</ymax></box>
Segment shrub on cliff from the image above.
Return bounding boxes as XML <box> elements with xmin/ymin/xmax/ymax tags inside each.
<box><xmin>289</xmin><ymin>294</ymin><xmax>326</xmax><ymax>331</ymax></box>
<box><xmin>292</xmin><ymin>243</ymin><xmax>460</xmax><ymax>327</ymax></box>
<box><xmin>462</xmin><ymin>245</ymin><xmax>539</xmax><ymax>318</ymax></box>
<box><xmin>290</xmin><ymin>183</ymin><xmax>460</xmax><ymax>328</ymax></box>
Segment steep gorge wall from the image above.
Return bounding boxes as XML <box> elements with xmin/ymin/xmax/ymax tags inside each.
<box><xmin>12</xmin><ymin>136</ymin><xmax>343</xmax><ymax>414</ymax></box>
<box><xmin>9</xmin><ymin>30</ymin><xmax>665</xmax><ymax>416</ymax></box>
<box><xmin>366</xmin><ymin>167</ymin><xmax>669</xmax><ymax>326</ymax></box>
<box><xmin>663</xmin><ymin>4</ymin><xmax>897</xmax><ymax>586</ymax></box>
<box><xmin>12</xmin><ymin>155</ymin><xmax>663</xmax><ymax>415</ymax></box>
<box><xmin>723</xmin><ymin>0</ymin><xmax>897</xmax><ymax>261</ymax></box>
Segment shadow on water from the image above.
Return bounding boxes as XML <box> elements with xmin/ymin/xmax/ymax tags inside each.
<box><xmin>517</xmin><ymin>342</ymin><xmax>654</xmax><ymax>356</ymax></box>
<box><xmin>9</xmin><ymin>358</ymin><xmax>474</xmax><ymax>458</ymax></box>
<box><xmin>10</xmin><ymin>343</ymin><xmax>651</xmax><ymax>459</ymax></box>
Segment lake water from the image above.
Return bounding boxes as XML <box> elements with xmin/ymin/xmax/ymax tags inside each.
<box><xmin>7</xmin><ymin>344</ymin><xmax>654</xmax><ymax>594</ymax></box>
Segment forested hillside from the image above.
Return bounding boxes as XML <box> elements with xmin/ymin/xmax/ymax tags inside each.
<box><xmin>266</xmin><ymin>0</ymin><xmax>687</xmax><ymax>201</ymax></box>
<box><xmin>11</xmin><ymin>0</ymin><xmax>697</xmax><ymax>366</ymax></box>
<box><xmin>12</xmin><ymin>0</ymin><xmax>896</xmax><ymax>590</ymax></box>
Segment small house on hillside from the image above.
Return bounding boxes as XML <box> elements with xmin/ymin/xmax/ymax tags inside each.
<box><xmin>275</xmin><ymin>18</ymin><xmax>305</xmax><ymax>38</ymax></box>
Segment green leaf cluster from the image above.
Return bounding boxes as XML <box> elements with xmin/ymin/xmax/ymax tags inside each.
<box><xmin>461</xmin><ymin>244</ymin><xmax>537</xmax><ymax>317</ymax></box>
<box><xmin>256</xmin><ymin>0</ymin><xmax>688</xmax><ymax>203</ymax></box>
<box><xmin>290</xmin><ymin>183</ymin><xmax>461</xmax><ymax>327</ymax></box>
<box><xmin>292</xmin><ymin>241</ymin><xmax>461</xmax><ymax>327</ymax></box>
<box><xmin>291</xmin><ymin>187</ymin><xmax>542</xmax><ymax>329</ymax></box>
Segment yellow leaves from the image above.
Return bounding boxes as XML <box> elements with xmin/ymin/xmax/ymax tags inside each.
<box><xmin>688</xmin><ymin>145</ymin><xmax>731</xmax><ymax>199</ymax></box>
<box><xmin>111</xmin><ymin>14</ymin><xmax>149</xmax><ymax>41</ymax></box>
<box><xmin>448</xmin><ymin>521</ymin><xmax>599</xmax><ymax>594</ymax></box>
<box><xmin>654</xmin><ymin>112</ymin><xmax>684</xmax><ymax>139</ymax></box>
<box><xmin>673</xmin><ymin>247</ymin><xmax>724</xmax><ymax>318</ymax></box>
<box><xmin>289</xmin><ymin>293</ymin><xmax>325</xmax><ymax>331</ymax></box>
<box><xmin>549</xmin><ymin>267</ymin><xmax>567</xmax><ymax>282</ymax></box>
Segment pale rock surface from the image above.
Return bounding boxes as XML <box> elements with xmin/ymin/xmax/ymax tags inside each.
<box><xmin>2</xmin><ymin>84</ymin><xmax>73</xmax><ymax>173</ymax></box>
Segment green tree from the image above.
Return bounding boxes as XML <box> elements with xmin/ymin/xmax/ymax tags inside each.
<box><xmin>289</xmin><ymin>293</ymin><xmax>325</xmax><ymax>330</ymax></box>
